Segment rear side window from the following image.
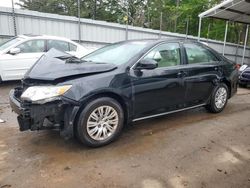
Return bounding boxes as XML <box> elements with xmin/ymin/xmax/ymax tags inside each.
<box><xmin>17</xmin><ymin>40</ymin><xmax>45</xmax><ymax>53</ymax></box>
<box><xmin>69</xmin><ymin>43</ymin><xmax>77</xmax><ymax>51</ymax></box>
<box><xmin>47</xmin><ymin>40</ymin><xmax>69</xmax><ymax>51</ymax></box>
<box><xmin>184</xmin><ymin>43</ymin><xmax>218</xmax><ymax>64</ymax></box>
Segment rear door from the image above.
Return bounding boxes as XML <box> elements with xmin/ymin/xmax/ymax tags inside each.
<box><xmin>130</xmin><ymin>42</ymin><xmax>187</xmax><ymax>119</ymax></box>
<box><xmin>0</xmin><ymin>39</ymin><xmax>45</xmax><ymax>80</ymax></box>
<box><xmin>47</xmin><ymin>40</ymin><xmax>69</xmax><ymax>52</ymax></box>
<box><xmin>47</xmin><ymin>40</ymin><xmax>77</xmax><ymax>56</ymax></box>
<box><xmin>182</xmin><ymin>43</ymin><xmax>222</xmax><ymax>106</ymax></box>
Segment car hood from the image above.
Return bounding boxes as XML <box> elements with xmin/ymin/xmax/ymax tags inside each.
<box><xmin>24</xmin><ymin>48</ymin><xmax>117</xmax><ymax>81</ymax></box>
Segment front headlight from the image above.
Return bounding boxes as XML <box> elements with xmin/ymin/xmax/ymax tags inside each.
<box><xmin>21</xmin><ymin>85</ymin><xmax>72</xmax><ymax>104</ymax></box>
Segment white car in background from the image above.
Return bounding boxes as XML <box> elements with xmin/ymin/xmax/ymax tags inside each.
<box><xmin>0</xmin><ymin>35</ymin><xmax>95</xmax><ymax>81</ymax></box>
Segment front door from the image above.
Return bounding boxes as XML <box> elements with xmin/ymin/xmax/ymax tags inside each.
<box><xmin>130</xmin><ymin>42</ymin><xmax>187</xmax><ymax>119</ymax></box>
<box><xmin>0</xmin><ymin>39</ymin><xmax>45</xmax><ymax>81</ymax></box>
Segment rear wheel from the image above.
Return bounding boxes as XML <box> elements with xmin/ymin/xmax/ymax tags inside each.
<box><xmin>206</xmin><ymin>83</ymin><xmax>229</xmax><ymax>113</ymax></box>
<box><xmin>75</xmin><ymin>97</ymin><xmax>124</xmax><ymax>147</ymax></box>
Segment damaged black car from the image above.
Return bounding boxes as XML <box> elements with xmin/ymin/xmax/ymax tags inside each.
<box><xmin>9</xmin><ymin>39</ymin><xmax>238</xmax><ymax>147</ymax></box>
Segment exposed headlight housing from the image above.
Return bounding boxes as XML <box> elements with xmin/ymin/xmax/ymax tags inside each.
<box><xmin>21</xmin><ymin>85</ymin><xmax>72</xmax><ymax>104</ymax></box>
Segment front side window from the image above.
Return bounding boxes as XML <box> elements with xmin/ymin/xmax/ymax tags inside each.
<box><xmin>17</xmin><ymin>40</ymin><xmax>45</xmax><ymax>53</ymax></box>
<box><xmin>47</xmin><ymin>40</ymin><xmax>69</xmax><ymax>51</ymax></box>
<box><xmin>82</xmin><ymin>41</ymin><xmax>149</xmax><ymax>65</ymax></box>
<box><xmin>0</xmin><ymin>37</ymin><xmax>21</xmax><ymax>51</ymax></box>
<box><xmin>69</xmin><ymin>43</ymin><xmax>77</xmax><ymax>51</ymax></box>
<box><xmin>143</xmin><ymin>43</ymin><xmax>181</xmax><ymax>68</ymax></box>
<box><xmin>184</xmin><ymin>43</ymin><xmax>218</xmax><ymax>64</ymax></box>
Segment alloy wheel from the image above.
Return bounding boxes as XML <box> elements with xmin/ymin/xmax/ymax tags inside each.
<box><xmin>215</xmin><ymin>87</ymin><xmax>227</xmax><ymax>109</ymax></box>
<box><xmin>86</xmin><ymin>105</ymin><xmax>119</xmax><ymax>141</ymax></box>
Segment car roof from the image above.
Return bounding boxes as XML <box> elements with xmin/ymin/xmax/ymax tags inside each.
<box><xmin>116</xmin><ymin>38</ymin><xmax>208</xmax><ymax>49</ymax></box>
<box><xmin>18</xmin><ymin>34</ymin><xmax>74</xmax><ymax>42</ymax></box>
<box><xmin>123</xmin><ymin>38</ymin><xmax>203</xmax><ymax>45</ymax></box>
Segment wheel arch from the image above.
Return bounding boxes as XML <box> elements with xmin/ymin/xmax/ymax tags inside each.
<box><xmin>73</xmin><ymin>91</ymin><xmax>131</xmax><ymax>136</ymax></box>
<box><xmin>221</xmin><ymin>79</ymin><xmax>232</xmax><ymax>98</ymax></box>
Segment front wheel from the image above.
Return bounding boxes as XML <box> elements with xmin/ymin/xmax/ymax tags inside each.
<box><xmin>75</xmin><ymin>97</ymin><xmax>124</xmax><ymax>147</ymax></box>
<box><xmin>206</xmin><ymin>83</ymin><xmax>229</xmax><ymax>113</ymax></box>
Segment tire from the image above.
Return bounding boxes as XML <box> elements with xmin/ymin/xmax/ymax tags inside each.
<box><xmin>75</xmin><ymin>97</ymin><xmax>124</xmax><ymax>147</ymax></box>
<box><xmin>206</xmin><ymin>83</ymin><xmax>229</xmax><ymax>113</ymax></box>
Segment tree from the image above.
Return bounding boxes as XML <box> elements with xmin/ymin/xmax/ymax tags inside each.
<box><xmin>18</xmin><ymin>0</ymin><xmax>77</xmax><ymax>16</ymax></box>
<box><xmin>17</xmin><ymin>0</ymin><xmax>247</xmax><ymax>43</ymax></box>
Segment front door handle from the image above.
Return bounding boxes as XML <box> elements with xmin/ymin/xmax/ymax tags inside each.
<box><xmin>177</xmin><ymin>71</ymin><xmax>187</xmax><ymax>78</ymax></box>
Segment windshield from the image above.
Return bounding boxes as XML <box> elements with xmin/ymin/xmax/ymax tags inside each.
<box><xmin>82</xmin><ymin>41</ymin><xmax>149</xmax><ymax>65</ymax></box>
<box><xmin>0</xmin><ymin>37</ymin><xmax>21</xmax><ymax>51</ymax></box>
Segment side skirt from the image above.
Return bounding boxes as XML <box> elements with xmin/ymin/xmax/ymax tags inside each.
<box><xmin>132</xmin><ymin>103</ymin><xmax>206</xmax><ymax>122</ymax></box>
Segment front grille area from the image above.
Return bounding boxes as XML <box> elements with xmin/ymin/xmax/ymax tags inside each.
<box><xmin>14</xmin><ymin>87</ymin><xmax>24</xmax><ymax>99</ymax></box>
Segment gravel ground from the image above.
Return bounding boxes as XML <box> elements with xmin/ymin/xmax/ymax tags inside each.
<box><xmin>0</xmin><ymin>82</ymin><xmax>250</xmax><ymax>188</ymax></box>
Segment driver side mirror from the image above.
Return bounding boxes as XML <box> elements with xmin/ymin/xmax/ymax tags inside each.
<box><xmin>136</xmin><ymin>59</ymin><xmax>158</xmax><ymax>70</ymax></box>
<box><xmin>9</xmin><ymin>48</ymin><xmax>21</xmax><ymax>55</ymax></box>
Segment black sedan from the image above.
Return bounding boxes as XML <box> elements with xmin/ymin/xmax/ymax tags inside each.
<box><xmin>9</xmin><ymin>39</ymin><xmax>238</xmax><ymax>147</ymax></box>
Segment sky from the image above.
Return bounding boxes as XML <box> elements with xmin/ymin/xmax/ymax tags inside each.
<box><xmin>0</xmin><ymin>0</ymin><xmax>21</xmax><ymax>8</ymax></box>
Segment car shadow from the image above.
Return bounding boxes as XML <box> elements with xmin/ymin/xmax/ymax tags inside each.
<box><xmin>27</xmin><ymin>107</ymin><xmax>219</xmax><ymax>151</ymax></box>
<box><xmin>28</xmin><ymin>100</ymin><xmax>249</xmax><ymax>148</ymax></box>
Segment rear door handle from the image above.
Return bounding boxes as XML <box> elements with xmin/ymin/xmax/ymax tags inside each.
<box><xmin>177</xmin><ymin>71</ymin><xmax>187</xmax><ymax>78</ymax></box>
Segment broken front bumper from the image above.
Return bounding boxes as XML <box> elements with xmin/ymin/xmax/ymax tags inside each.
<box><xmin>9</xmin><ymin>88</ymin><xmax>79</xmax><ymax>138</ymax></box>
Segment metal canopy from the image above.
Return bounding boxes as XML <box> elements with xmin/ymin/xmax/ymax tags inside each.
<box><xmin>198</xmin><ymin>0</ymin><xmax>250</xmax><ymax>65</ymax></box>
<box><xmin>199</xmin><ymin>0</ymin><xmax>250</xmax><ymax>24</ymax></box>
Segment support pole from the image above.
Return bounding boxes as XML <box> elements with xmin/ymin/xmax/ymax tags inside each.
<box><xmin>93</xmin><ymin>0</ymin><xmax>97</xmax><ymax>20</ymax></box>
<box><xmin>159</xmin><ymin>12</ymin><xmax>163</xmax><ymax>39</ymax></box>
<box><xmin>222</xmin><ymin>21</ymin><xmax>229</xmax><ymax>56</ymax></box>
<box><xmin>198</xmin><ymin>17</ymin><xmax>202</xmax><ymax>41</ymax></box>
<box><xmin>235</xmin><ymin>44</ymin><xmax>239</xmax><ymax>63</ymax></box>
<box><xmin>185</xmin><ymin>17</ymin><xmax>189</xmax><ymax>39</ymax></box>
<box><xmin>77</xmin><ymin>0</ymin><xmax>81</xmax><ymax>43</ymax></box>
<box><xmin>125</xmin><ymin>4</ymin><xmax>129</xmax><ymax>40</ymax></box>
<box><xmin>242</xmin><ymin>24</ymin><xmax>249</xmax><ymax>65</ymax></box>
<box><xmin>11</xmin><ymin>0</ymin><xmax>17</xmax><ymax>36</ymax></box>
<box><xmin>207</xmin><ymin>23</ymin><xmax>210</xmax><ymax>42</ymax></box>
